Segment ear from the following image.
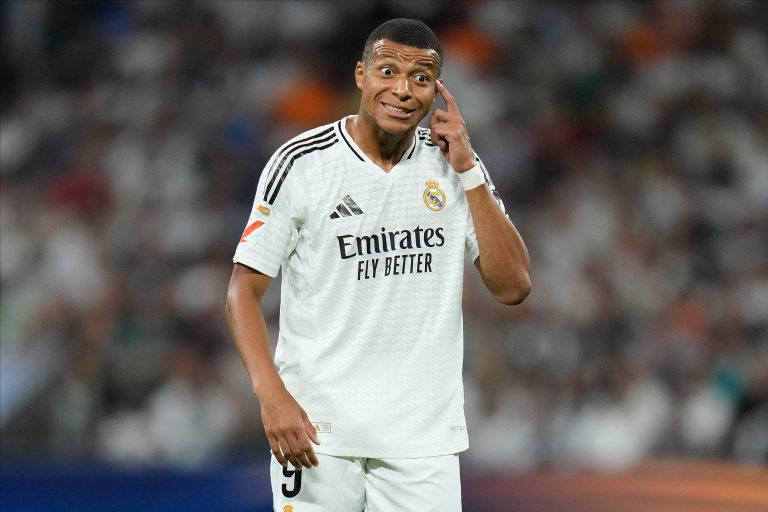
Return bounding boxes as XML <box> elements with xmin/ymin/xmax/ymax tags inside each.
<box><xmin>354</xmin><ymin>62</ymin><xmax>365</xmax><ymax>91</ymax></box>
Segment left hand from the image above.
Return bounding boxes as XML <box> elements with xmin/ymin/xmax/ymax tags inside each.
<box><xmin>429</xmin><ymin>81</ymin><xmax>475</xmax><ymax>173</ymax></box>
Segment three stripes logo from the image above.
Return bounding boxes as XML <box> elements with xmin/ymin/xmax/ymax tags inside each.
<box><xmin>330</xmin><ymin>195</ymin><xmax>364</xmax><ymax>219</ymax></box>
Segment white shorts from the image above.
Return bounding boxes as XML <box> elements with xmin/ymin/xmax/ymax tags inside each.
<box><xmin>270</xmin><ymin>453</ymin><xmax>462</xmax><ymax>512</ymax></box>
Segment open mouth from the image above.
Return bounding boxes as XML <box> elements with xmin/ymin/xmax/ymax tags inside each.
<box><xmin>381</xmin><ymin>103</ymin><xmax>415</xmax><ymax>119</ymax></box>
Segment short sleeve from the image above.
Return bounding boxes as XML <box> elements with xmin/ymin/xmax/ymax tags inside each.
<box><xmin>233</xmin><ymin>149</ymin><xmax>304</xmax><ymax>277</ymax></box>
<box><xmin>465</xmin><ymin>155</ymin><xmax>507</xmax><ymax>263</ymax></box>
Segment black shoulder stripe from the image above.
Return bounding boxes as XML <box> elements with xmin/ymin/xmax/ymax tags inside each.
<box><xmin>266</xmin><ymin>138</ymin><xmax>339</xmax><ymax>204</ymax></box>
<box><xmin>280</xmin><ymin>126</ymin><xmax>335</xmax><ymax>156</ymax></box>
<box><xmin>337</xmin><ymin>120</ymin><xmax>364</xmax><ymax>161</ymax></box>
<box><xmin>263</xmin><ymin>132</ymin><xmax>336</xmax><ymax>201</ymax></box>
<box><xmin>263</xmin><ymin>126</ymin><xmax>335</xmax><ymax>190</ymax></box>
<box><xmin>417</xmin><ymin>133</ymin><xmax>437</xmax><ymax>147</ymax></box>
<box><xmin>475</xmin><ymin>156</ymin><xmax>506</xmax><ymax>213</ymax></box>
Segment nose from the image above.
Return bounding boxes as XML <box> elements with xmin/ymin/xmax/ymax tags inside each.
<box><xmin>391</xmin><ymin>75</ymin><xmax>412</xmax><ymax>100</ymax></box>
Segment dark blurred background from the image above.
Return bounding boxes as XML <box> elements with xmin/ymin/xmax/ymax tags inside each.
<box><xmin>1</xmin><ymin>0</ymin><xmax>766</xmax><ymax>510</ymax></box>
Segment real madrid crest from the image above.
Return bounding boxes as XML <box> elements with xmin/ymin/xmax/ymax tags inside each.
<box><xmin>423</xmin><ymin>179</ymin><xmax>446</xmax><ymax>211</ymax></box>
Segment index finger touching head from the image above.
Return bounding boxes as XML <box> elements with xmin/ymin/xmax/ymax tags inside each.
<box><xmin>436</xmin><ymin>80</ymin><xmax>459</xmax><ymax>112</ymax></box>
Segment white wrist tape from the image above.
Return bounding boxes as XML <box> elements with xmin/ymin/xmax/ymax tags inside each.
<box><xmin>458</xmin><ymin>164</ymin><xmax>486</xmax><ymax>191</ymax></box>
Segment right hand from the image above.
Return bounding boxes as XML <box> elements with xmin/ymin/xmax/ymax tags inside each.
<box><xmin>260</xmin><ymin>386</ymin><xmax>320</xmax><ymax>468</ymax></box>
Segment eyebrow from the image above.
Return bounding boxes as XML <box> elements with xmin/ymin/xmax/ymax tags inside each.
<box><xmin>414</xmin><ymin>60</ymin><xmax>438</xmax><ymax>69</ymax></box>
<box><xmin>376</xmin><ymin>55</ymin><xmax>438</xmax><ymax>69</ymax></box>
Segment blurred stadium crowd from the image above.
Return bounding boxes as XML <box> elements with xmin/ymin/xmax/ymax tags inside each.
<box><xmin>1</xmin><ymin>0</ymin><xmax>766</xmax><ymax>472</ymax></box>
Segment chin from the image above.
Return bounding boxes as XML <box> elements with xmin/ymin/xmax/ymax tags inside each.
<box><xmin>375</xmin><ymin>115</ymin><xmax>419</xmax><ymax>136</ymax></box>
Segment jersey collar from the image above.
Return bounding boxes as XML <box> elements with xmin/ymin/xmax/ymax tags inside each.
<box><xmin>338</xmin><ymin>116</ymin><xmax>418</xmax><ymax>168</ymax></box>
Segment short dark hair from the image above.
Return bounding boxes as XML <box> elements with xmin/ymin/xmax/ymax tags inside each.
<box><xmin>362</xmin><ymin>18</ymin><xmax>443</xmax><ymax>67</ymax></box>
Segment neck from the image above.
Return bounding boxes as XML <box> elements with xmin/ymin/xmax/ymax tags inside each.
<box><xmin>347</xmin><ymin>113</ymin><xmax>414</xmax><ymax>172</ymax></box>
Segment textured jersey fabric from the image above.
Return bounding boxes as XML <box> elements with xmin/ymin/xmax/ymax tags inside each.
<box><xmin>234</xmin><ymin>116</ymin><xmax>504</xmax><ymax>458</ymax></box>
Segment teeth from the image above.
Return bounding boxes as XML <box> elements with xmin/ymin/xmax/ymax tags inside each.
<box><xmin>384</xmin><ymin>104</ymin><xmax>408</xmax><ymax>113</ymax></box>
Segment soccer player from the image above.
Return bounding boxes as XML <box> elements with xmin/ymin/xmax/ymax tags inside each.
<box><xmin>226</xmin><ymin>18</ymin><xmax>530</xmax><ymax>511</ymax></box>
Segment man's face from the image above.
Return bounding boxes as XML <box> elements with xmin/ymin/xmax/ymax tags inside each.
<box><xmin>355</xmin><ymin>39</ymin><xmax>441</xmax><ymax>136</ymax></box>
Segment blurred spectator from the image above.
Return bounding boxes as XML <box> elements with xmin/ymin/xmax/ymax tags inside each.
<box><xmin>1</xmin><ymin>0</ymin><xmax>766</xmax><ymax>471</ymax></box>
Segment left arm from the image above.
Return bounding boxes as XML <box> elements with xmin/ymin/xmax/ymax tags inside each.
<box><xmin>465</xmin><ymin>183</ymin><xmax>530</xmax><ymax>304</ymax></box>
<box><xmin>430</xmin><ymin>81</ymin><xmax>531</xmax><ymax>305</ymax></box>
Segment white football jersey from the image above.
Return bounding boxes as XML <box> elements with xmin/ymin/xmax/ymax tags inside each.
<box><xmin>234</xmin><ymin>116</ymin><xmax>505</xmax><ymax>458</ymax></box>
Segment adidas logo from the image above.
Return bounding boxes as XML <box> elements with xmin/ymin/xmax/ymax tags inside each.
<box><xmin>330</xmin><ymin>195</ymin><xmax>364</xmax><ymax>219</ymax></box>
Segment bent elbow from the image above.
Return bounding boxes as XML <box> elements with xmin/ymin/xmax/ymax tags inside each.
<box><xmin>494</xmin><ymin>274</ymin><xmax>531</xmax><ymax>306</ymax></box>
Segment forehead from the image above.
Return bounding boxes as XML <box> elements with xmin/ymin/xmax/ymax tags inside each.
<box><xmin>370</xmin><ymin>39</ymin><xmax>440</xmax><ymax>68</ymax></box>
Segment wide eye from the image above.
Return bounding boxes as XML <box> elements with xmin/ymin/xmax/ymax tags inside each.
<box><xmin>414</xmin><ymin>74</ymin><xmax>429</xmax><ymax>83</ymax></box>
<box><xmin>380</xmin><ymin>66</ymin><xmax>394</xmax><ymax>76</ymax></box>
